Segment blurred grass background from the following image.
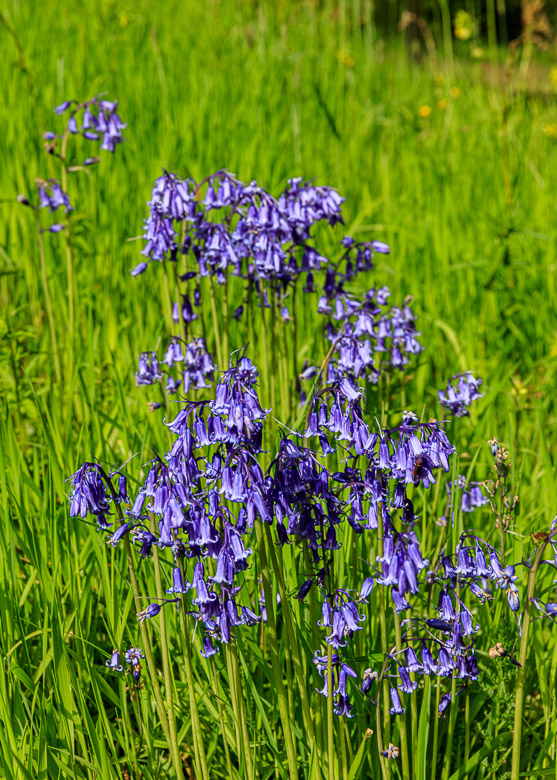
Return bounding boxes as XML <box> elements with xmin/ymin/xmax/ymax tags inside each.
<box><xmin>1</xmin><ymin>0</ymin><xmax>557</xmax><ymax>777</ymax></box>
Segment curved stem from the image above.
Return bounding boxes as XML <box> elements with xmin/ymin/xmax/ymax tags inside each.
<box><xmin>208</xmin><ymin>275</ymin><xmax>223</xmax><ymax>369</ymax></box>
<box><xmin>180</xmin><ymin>611</ymin><xmax>209</xmax><ymax>780</ymax></box>
<box><xmin>151</xmin><ymin>521</ymin><xmax>185</xmax><ymax>780</ymax></box>
<box><xmin>211</xmin><ymin>657</ymin><xmax>234</xmax><ymax>780</ymax></box>
<box><xmin>510</xmin><ymin>539</ymin><xmax>551</xmax><ymax>780</ymax></box>
<box><xmin>374</xmin><ymin>684</ymin><xmax>389</xmax><ymax>780</ymax></box>
<box><xmin>393</xmin><ymin>611</ymin><xmax>410</xmax><ymax>779</ymax></box>
<box><xmin>264</xmin><ymin>525</ymin><xmax>317</xmax><ymax>748</ymax></box>
<box><xmin>430</xmin><ymin>678</ymin><xmax>441</xmax><ymax>780</ymax></box>
<box><xmin>229</xmin><ymin>640</ymin><xmax>253</xmax><ymax>779</ymax></box>
<box><xmin>60</xmin><ymin>132</ymin><xmax>76</xmax><ymax>390</ymax></box>
<box><xmin>123</xmin><ymin>538</ymin><xmax>171</xmax><ymax>744</ymax></box>
<box><xmin>36</xmin><ymin>209</ymin><xmax>61</xmax><ymax>382</ymax></box>
<box><xmin>327</xmin><ymin>642</ymin><xmax>335</xmax><ymax>780</ymax></box>
<box><xmin>254</xmin><ymin>519</ymin><xmax>299</xmax><ymax>780</ymax></box>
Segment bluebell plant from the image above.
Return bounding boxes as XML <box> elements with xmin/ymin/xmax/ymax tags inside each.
<box><xmin>17</xmin><ymin>94</ymin><xmax>126</xmax><ymax>387</ymax></box>
<box><xmin>130</xmin><ymin>169</ymin><xmax>423</xmax><ymax>415</ymax></box>
<box><xmin>67</xmin><ymin>343</ymin><xmax>521</xmax><ymax>778</ymax></box>
<box><xmin>65</xmin><ymin>168</ymin><xmax>530</xmax><ymax>780</ymax></box>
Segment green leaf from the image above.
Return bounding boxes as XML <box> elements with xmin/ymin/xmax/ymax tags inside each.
<box><xmin>447</xmin><ymin>732</ymin><xmax>512</xmax><ymax>780</ymax></box>
<box><xmin>416</xmin><ymin>676</ymin><xmax>432</xmax><ymax>780</ymax></box>
<box><xmin>347</xmin><ymin>729</ymin><xmax>373</xmax><ymax>780</ymax></box>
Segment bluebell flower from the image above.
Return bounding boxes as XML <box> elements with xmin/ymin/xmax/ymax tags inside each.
<box><xmin>54</xmin><ymin>100</ymin><xmax>74</xmax><ymax>114</ymax></box>
<box><xmin>106</xmin><ymin>521</ymin><xmax>139</xmax><ymax>547</ymax></box>
<box><xmin>130</xmin><ymin>262</ymin><xmax>148</xmax><ymax>277</ymax></box>
<box><xmin>361</xmin><ymin>668</ymin><xmax>377</xmax><ymax>694</ymax></box>
<box><xmin>438</xmin><ymin>373</ymin><xmax>484</xmax><ymax>417</ymax></box>
<box><xmin>200</xmin><ymin>636</ymin><xmax>220</xmax><ymax>658</ymax></box>
<box><xmin>421</xmin><ymin>643</ymin><xmax>440</xmax><ymax>675</ymax></box>
<box><xmin>389</xmin><ymin>687</ymin><xmax>405</xmax><ymax>715</ymax></box>
<box><xmin>438</xmin><ymin>693</ymin><xmax>452</xmax><ymax>715</ymax></box>
<box><xmin>166</xmin><ymin>566</ymin><xmax>191</xmax><ymax>594</ymax></box>
<box><xmin>117</xmin><ymin>475</ymin><xmax>129</xmax><ymax>503</ymax></box>
<box><xmin>131</xmin><ymin>665</ymin><xmax>142</xmax><ymax>681</ymax></box>
<box><xmin>137</xmin><ymin>598</ymin><xmax>179</xmax><ymax>622</ymax></box>
<box><xmin>398</xmin><ymin>665</ymin><xmax>417</xmax><ymax>693</ymax></box>
<box><xmin>447</xmin><ymin>475</ymin><xmax>489</xmax><ymax>513</ymax></box>
<box><xmin>106</xmin><ymin>649</ymin><xmax>123</xmax><ymax>672</ymax></box>
<box><xmin>135</xmin><ymin>353</ymin><xmax>162</xmax><ymax>386</ymax></box>
<box><xmin>295</xmin><ymin>579</ymin><xmax>314</xmax><ymax>601</ymax></box>
<box><xmin>404</xmin><ymin>647</ymin><xmax>423</xmax><ymax>673</ymax></box>
<box><xmin>359</xmin><ymin>577</ymin><xmax>374</xmax><ymax>600</ymax></box>
<box><xmin>124</xmin><ymin>647</ymin><xmax>145</xmax><ymax>665</ymax></box>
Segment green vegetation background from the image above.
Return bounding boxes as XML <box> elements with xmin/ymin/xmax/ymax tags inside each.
<box><xmin>1</xmin><ymin>1</ymin><xmax>557</xmax><ymax>777</ymax></box>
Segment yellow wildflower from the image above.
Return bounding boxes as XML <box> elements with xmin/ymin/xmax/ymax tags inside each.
<box><xmin>338</xmin><ymin>52</ymin><xmax>355</xmax><ymax>68</ymax></box>
<box><xmin>454</xmin><ymin>11</ymin><xmax>476</xmax><ymax>41</ymax></box>
<box><xmin>542</xmin><ymin>122</ymin><xmax>557</xmax><ymax>139</ymax></box>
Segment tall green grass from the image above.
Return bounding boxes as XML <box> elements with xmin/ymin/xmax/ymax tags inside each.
<box><xmin>1</xmin><ymin>1</ymin><xmax>557</xmax><ymax>777</ymax></box>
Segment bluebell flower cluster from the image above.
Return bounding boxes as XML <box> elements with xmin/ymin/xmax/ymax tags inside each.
<box><xmin>27</xmin><ymin>178</ymin><xmax>73</xmax><ymax>234</ymax></box>
<box><xmin>141</xmin><ymin>172</ymin><xmax>195</xmax><ymax>261</ymax></box>
<box><xmin>296</xmin><ymin>239</ymin><xmax>423</xmax><ymax>386</ymax></box>
<box><xmin>133</xmin><ymin>169</ymin><xmax>424</xmax><ymax>415</ymax></box>
<box><xmin>68</xmin><ymin>463</ymin><xmax>113</xmax><ymax>530</ymax></box>
<box><xmin>134</xmin><ymin>170</ymin><xmax>349</xmax><ymax>386</ymax></box>
<box><xmin>106</xmin><ymin>646</ymin><xmax>145</xmax><ymax>681</ymax></box>
<box><xmin>372</xmin><ymin>532</ymin><xmax>523</xmax><ymax>716</ymax></box>
<box><xmin>72</xmin><ymin>353</ymin><xmax>270</xmax><ymax>657</ymax></box>
<box><xmin>438</xmin><ymin>372</ymin><xmax>484</xmax><ymax>417</ymax></box>
<box><xmin>68</xmin><ymin>346</ymin><xmax>521</xmax><ymax>734</ymax></box>
<box><xmin>260</xmin><ymin>383</ymin><xmax>456</xmax><ymax>713</ymax></box>
<box><xmin>311</xmin><ymin>284</ymin><xmax>423</xmax><ymax>388</ymax></box>
<box><xmin>140</xmin><ymin>171</ymin><xmax>343</xmax><ymax>284</ymax></box>
<box><xmin>447</xmin><ymin>475</ymin><xmax>489</xmax><ymax>514</ymax></box>
<box><xmin>37</xmin><ymin>179</ymin><xmax>72</xmax><ymax>213</ymax></box>
<box><xmin>64</xmin><ymin>158</ymin><xmax>520</xmax><ymax>746</ymax></box>
<box><xmin>313</xmin><ymin>651</ymin><xmax>358</xmax><ymax>717</ymax></box>
<box><xmin>49</xmin><ymin>96</ymin><xmax>127</xmax><ymax>154</ymax></box>
<box><xmin>135</xmin><ymin>337</ymin><xmax>216</xmax><ymax>395</ymax></box>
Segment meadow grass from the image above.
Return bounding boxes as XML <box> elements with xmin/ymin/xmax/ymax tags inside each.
<box><xmin>1</xmin><ymin>1</ymin><xmax>557</xmax><ymax>778</ymax></box>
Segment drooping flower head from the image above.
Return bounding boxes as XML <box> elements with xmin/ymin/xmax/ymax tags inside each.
<box><xmin>438</xmin><ymin>373</ymin><xmax>484</xmax><ymax>417</ymax></box>
<box><xmin>50</xmin><ymin>96</ymin><xmax>127</xmax><ymax>154</ymax></box>
<box><xmin>36</xmin><ymin>179</ymin><xmax>72</xmax><ymax>213</ymax></box>
<box><xmin>68</xmin><ymin>463</ymin><xmax>112</xmax><ymax>530</ymax></box>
